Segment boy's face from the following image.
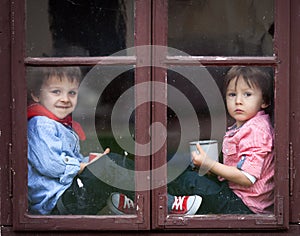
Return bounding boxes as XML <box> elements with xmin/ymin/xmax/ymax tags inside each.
<box><xmin>226</xmin><ymin>76</ymin><xmax>268</xmax><ymax>127</ymax></box>
<box><xmin>31</xmin><ymin>76</ymin><xmax>79</xmax><ymax>119</ymax></box>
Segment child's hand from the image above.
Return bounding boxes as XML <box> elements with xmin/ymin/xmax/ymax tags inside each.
<box><xmin>192</xmin><ymin>143</ymin><xmax>207</xmax><ymax>166</ymax></box>
<box><xmin>192</xmin><ymin>143</ymin><xmax>217</xmax><ymax>175</ymax></box>
<box><xmin>98</xmin><ymin>147</ymin><xmax>110</xmax><ymax>158</ymax></box>
<box><xmin>79</xmin><ymin>163</ymin><xmax>88</xmax><ymax>174</ymax></box>
<box><xmin>104</xmin><ymin>147</ymin><xmax>110</xmax><ymax>154</ymax></box>
<box><xmin>88</xmin><ymin>148</ymin><xmax>110</xmax><ymax>163</ymax></box>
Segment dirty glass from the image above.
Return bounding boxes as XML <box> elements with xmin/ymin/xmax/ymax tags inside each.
<box><xmin>168</xmin><ymin>0</ymin><xmax>274</xmax><ymax>56</ymax></box>
<box><xmin>166</xmin><ymin>66</ymin><xmax>275</xmax><ymax>215</ymax></box>
<box><xmin>26</xmin><ymin>66</ymin><xmax>136</xmax><ymax>215</ymax></box>
<box><xmin>26</xmin><ymin>0</ymin><xmax>134</xmax><ymax>57</ymax></box>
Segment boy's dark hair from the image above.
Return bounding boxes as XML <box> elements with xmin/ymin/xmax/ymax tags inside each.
<box><xmin>27</xmin><ymin>66</ymin><xmax>82</xmax><ymax>103</ymax></box>
<box><xmin>224</xmin><ymin>66</ymin><xmax>274</xmax><ymax>112</ymax></box>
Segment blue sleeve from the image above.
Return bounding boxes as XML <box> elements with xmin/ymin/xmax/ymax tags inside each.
<box><xmin>28</xmin><ymin>118</ymin><xmax>81</xmax><ymax>185</ymax></box>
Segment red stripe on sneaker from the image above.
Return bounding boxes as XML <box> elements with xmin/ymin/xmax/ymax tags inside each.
<box><xmin>170</xmin><ymin>196</ymin><xmax>189</xmax><ymax>214</ymax></box>
<box><xmin>118</xmin><ymin>194</ymin><xmax>125</xmax><ymax>209</ymax></box>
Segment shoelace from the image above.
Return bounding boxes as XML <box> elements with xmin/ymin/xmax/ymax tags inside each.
<box><xmin>122</xmin><ymin>195</ymin><xmax>135</xmax><ymax>209</ymax></box>
<box><xmin>171</xmin><ymin>196</ymin><xmax>186</xmax><ymax>210</ymax></box>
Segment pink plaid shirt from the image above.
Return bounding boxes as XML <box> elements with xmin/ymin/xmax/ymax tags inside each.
<box><xmin>222</xmin><ymin>111</ymin><xmax>275</xmax><ymax>214</ymax></box>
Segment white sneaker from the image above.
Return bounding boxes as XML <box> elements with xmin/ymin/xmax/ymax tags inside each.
<box><xmin>107</xmin><ymin>192</ymin><xmax>135</xmax><ymax>215</ymax></box>
<box><xmin>170</xmin><ymin>195</ymin><xmax>202</xmax><ymax>215</ymax></box>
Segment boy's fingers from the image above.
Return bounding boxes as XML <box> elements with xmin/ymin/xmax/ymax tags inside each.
<box><xmin>196</xmin><ymin>143</ymin><xmax>204</xmax><ymax>154</ymax></box>
<box><xmin>104</xmin><ymin>148</ymin><xmax>110</xmax><ymax>154</ymax></box>
<box><xmin>97</xmin><ymin>148</ymin><xmax>110</xmax><ymax>159</ymax></box>
<box><xmin>191</xmin><ymin>151</ymin><xmax>197</xmax><ymax>162</ymax></box>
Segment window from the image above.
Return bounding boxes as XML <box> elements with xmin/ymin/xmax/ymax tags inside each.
<box><xmin>11</xmin><ymin>0</ymin><xmax>289</xmax><ymax>231</ymax></box>
<box><xmin>14</xmin><ymin>0</ymin><xmax>150</xmax><ymax>230</ymax></box>
<box><xmin>150</xmin><ymin>0</ymin><xmax>289</xmax><ymax>230</ymax></box>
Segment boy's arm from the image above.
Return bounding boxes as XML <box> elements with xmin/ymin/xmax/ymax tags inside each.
<box><xmin>192</xmin><ymin>143</ymin><xmax>252</xmax><ymax>187</ymax></box>
<box><xmin>208</xmin><ymin>161</ymin><xmax>253</xmax><ymax>186</ymax></box>
<box><xmin>78</xmin><ymin>163</ymin><xmax>88</xmax><ymax>174</ymax></box>
<box><xmin>87</xmin><ymin>148</ymin><xmax>110</xmax><ymax>164</ymax></box>
<box><xmin>28</xmin><ymin>122</ymin><xmax>80</xmax><ymax>178</ymax></box>
<box><xmin>78</xmin><ymin>148</ymin><xmax>110</xmax><ymax>174</ymax></box>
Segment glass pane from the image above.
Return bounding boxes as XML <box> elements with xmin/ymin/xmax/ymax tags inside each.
<box><xmin>168</xmin><ymin>0</ymin><xmax>274</xmax><ymax>56</ymax></box>
<box><xmin>26</xmin><ymin>0</ymin><xmax>134</xmax><ymax>57</ymax></box>
<box><xmin>167</xmin><ymin>66</ymin><xmax>275</xmax><ymax>215</ymax></box>
<box><xmin>27</xmin><ymin>66</ymin><xmax>136</xmax><ymax>215</ymax></box>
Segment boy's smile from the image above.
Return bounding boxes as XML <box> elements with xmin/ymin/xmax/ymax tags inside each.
<box><xmin>31</xmin><ymin>76</ymin><xmax>79</xmax><ymax>119</ymax></box>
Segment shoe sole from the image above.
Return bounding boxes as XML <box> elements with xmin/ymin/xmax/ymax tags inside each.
<box><xmin>185</xmin><ymin>196</ymin><xmax>202</xmax><ymax>215</ymax></box>
<box><xmin>106</xmin><ymin>193</ymin><xmax>125</xmax><ymax>215</ymax></box>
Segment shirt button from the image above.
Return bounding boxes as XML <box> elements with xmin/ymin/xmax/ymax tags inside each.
<box><xmin>65</xmin><ymin>157</ymin><xmax>69</xmax><ymax>162</ymax></box>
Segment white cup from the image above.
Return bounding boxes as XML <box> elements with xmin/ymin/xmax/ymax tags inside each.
<box><xmin>190</xmin><ymin>140</ymin><xmax>219</xmax><ymax>162</ymax></box>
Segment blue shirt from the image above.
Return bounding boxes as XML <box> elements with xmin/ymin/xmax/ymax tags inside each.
<box><xmin>28</xmin><ymin>116</ymin><xmax>88</xmax><ymax>214</ymax></box>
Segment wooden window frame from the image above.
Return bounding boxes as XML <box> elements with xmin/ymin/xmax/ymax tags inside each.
<box><xmin>290</xmin><ymin>0</ymin><xmax>300</xmax><ymax>224</ymax></box>
<box><xmin>151</xmin><ymin>0</ymin><xmax>290</xmax><ymax>230</ymax></box>
<box><xmin>10</xmin><ymin>0</ymin><xmax>291</xmax><ymax>232</ymax></box>
<box><xmin>11</xmin><ymin>0</ymin><xmax>151</xmax><ymax>231</ymax></box>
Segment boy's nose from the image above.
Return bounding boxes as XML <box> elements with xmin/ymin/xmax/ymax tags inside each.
<box><xmin>235</xmin><ymin>94</ymin><xmax>242</xmax><ymax>104</ymax></box>
<box><xmin>60</xmin><ymin>93</ymin><xmax>70</xmax><ymax>102</ymax></box>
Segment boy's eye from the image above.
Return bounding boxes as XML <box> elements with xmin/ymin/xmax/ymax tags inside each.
<box><xmin>51</xmin><ymin>90</ymin><xmax>61</xmax><ymax>95</ymax></box>
<box><xmin>69</xmin><ymin>91</ymin><xmax>77</xmax><ymax>96</ymax></box>
<box><xmin>227</xmin><ymin>92</ymin><xmax>236</xmax><ymax>97</ymax></box>
<box><xmin>244</xmin><ymin>92</ymin><xmax>252</xmax><ymax>97</ymax></box>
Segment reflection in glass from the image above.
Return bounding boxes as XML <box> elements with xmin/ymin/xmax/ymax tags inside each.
<box><xmin>27</xmin><ymin>66</ymin><xmax>136</xmax><ymax>215</ymax></box>
<box><xmin>166</xmin><ymin>67</ymin><xmax>226</xmax><ymax>166</ymax></box>
<box><xmin>168</xmin><ymin>0</ymin><xmax>274</xmax><ymax>56</ymax></box>
<box><xmin>167</xmin><ymin>66</ymin><xmax>275</xmax><ymax>215</ymax></box>
<box><xmin>26</xmin><ymin>0</ymin><xmax>134</xmax><ymax>57</ymax></box>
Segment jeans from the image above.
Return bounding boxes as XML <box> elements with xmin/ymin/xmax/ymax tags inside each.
<box><xmin>52</xmin><ymin>153</ymin><xmax>135</xmax><ymax>215</ymax></box>
<box><xmin>52</xmin><ymin>153</ymin><xmax>176</xmax><ymax>215</ymax></box>
<box><xmin>167</xmin><ymin>166</ymin><xmax>253</xmax><ymax>214</ymax></box>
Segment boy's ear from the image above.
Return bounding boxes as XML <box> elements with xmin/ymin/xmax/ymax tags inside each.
<box><xmin>261</xmin><ymin>102</ymin><xmax>269</xmax><ymax>109</ymax></box>
<box><xmin>31</xmin><ymin>93</ymin><xmax>40</xmax><ymax>103</ymax></box>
